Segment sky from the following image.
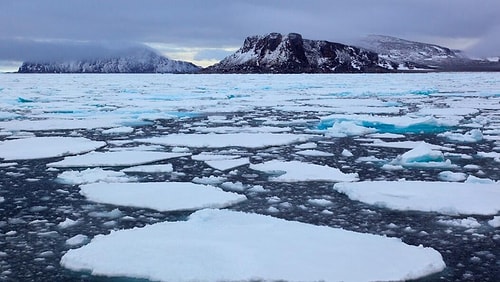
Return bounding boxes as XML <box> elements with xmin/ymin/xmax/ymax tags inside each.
<box><xmin>1</xmin><ymin>0</ymin><xmax>499</xmax><ymax>71</ymax></box>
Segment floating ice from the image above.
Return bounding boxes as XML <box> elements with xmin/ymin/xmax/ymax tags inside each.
<box><xmin>390</xmin><ymin>142</ymin><xmax>456</xmax><ymax>169</ymax></box>
<box><xmin>56</xmin><ymin>168</ymin><xmax>133</xmax><ymax>185</ymax></box>
<box><xmin>488</xmin><ymin>216</ymin><xmax>500</xmax><ymax>228</ymax></box>
<box><xmin>465</xmin><ymin>175</ymin><xmax>498</xmax><ymax>184</ymax></box>
<box><xmin>438</xmin><ymin>129</ymin><xmax>483</xmax><ymax>143</ymax></box>
<box><xmin>47</xmin><ymin>151</ymin><xmax>190</xmax><ymax>167</ymax></box>
<box><xmin>0</xmin><ymin>137</ymin><xmax>105</xmax><ymax>160</ymax></box>
<box><xmin>295</xmin><ymin>142</ymin><xmax>317</xmax><ymax>149</ymax></box>
<box><xmin>333</xmin><ymin>181</ymin><xmax>500</xmax><ymax>215</ymax></box>
<box><xmin>58</xmin><ymin>218</ymin><xmax>79</xmax><ymax>229</ymax></box>
<box><xmin>250</xmin><ymin>160</ymin><xmax>358</xmax><ymax>182</ymax></box>
<box><xmin>438</xmin><ymin>171</ymin><xmax>467</xmax><ymax>182</ymax></box>
<box><xmin>121</xmin><ymin>164</ymin><xmax>174</xmax><ymax>173</ymax></box>
<box><xmin>101</xmin><ymin>126</ymin><xmax>134</xmax><ymax>135</ymax></box>
<box><xmin>307</xmin><ymin>198</ymin><xmax>333</xmax><ymax>207</ymax></box>
<box><xmin>136</xmin><ymin>133</ymin><xmax>314</xmax><ymax>148</ymax></box>
<box><xmin>79</xmin><ymin>182</ymin><xmax>247</xmax><ymax>211</ymax></box>
<box><xmin>296</xmin><ymin>149</ymin><xmax>334</xmax><ymax>157</ymax></box>
<box><xmin>191</xmin><ymin>126</ymin><xmax>292</xmax><ymax>133</ymax></box>
<box><xmin>191</xmin><ymin>175</ymin><xmax>227</xmax><ymax>185</ymax></box>
<box><xmin>318</xmin><ymin>114</ymin><xmax>456</xmax><ymax>134</ymax></box>
<box><xmin>362</xmin><ymin>140</ymin><xmax>453</xmax><ymax>151</ymax></box>
<box><xmin>204</xmin><ymin>157</ymin><xmax>249</xmax><ymax>171</ymax></box>
<box><xmin>437</xmin><ymin>217</ymin><xmax>481</xmax><ymax>228</ymax></box>
<box><xmin>66</xmin><ymin>234</ymin><xmax>89</xmax><ymax>246</ymax></box>
<box><xmin>61</xmin><ymin>209</ymin><xmax>445</xmax><ymax>282</ymax></box>
<box><xmin>341</xmin><ymin>149</ymin><xmax>354</xmax><ymax>157</ymax></box>
<box><xmin>477</xmin><ymin>151</ymin><xmax>500</xmax><ymax>162</ymax></box>
<box><xmin>324</xmin><ymin>121</ymin><xmax>376</xmax><ymax>137</ymax></box>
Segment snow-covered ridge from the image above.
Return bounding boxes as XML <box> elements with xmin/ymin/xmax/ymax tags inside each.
<box><xmin>204</xmin><ymin>32</ymin><xmax>390</xmax><ymax>73</ymax></box>
<box><xmin>357</xmin><ymin>35</ymin><xmax>500</xmax><ymax>71</ymax></box>
<box><xmin>18</xmin><ymin>47</ymin><xmax>200</xmax><ymax>73</ymax></box>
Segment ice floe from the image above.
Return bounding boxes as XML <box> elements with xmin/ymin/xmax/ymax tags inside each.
<box><xmin>47</xmin><ymin>151</ymin><xmax>190</xmax><ymax>167</ymax></box>
<box><xmin>136</xmin><ymin>133</ymin><xmax>314</xmax><ymax>148</ymax></box>
<box><xmin>438</xmin><ymin>129</ymin><xmax>483</xmax><ymax>143</ymax></box>
<box><xmin>250</xmin><ymin>160</ymin><xmax>358</xmax><ymax>182</ymax></box>
<box><xmin>0</xmin><ymin>137</ymin><xmax>105</xmax><ymax>160</ymax></box>
<box><xmin>61</xmin><ymin>209</ymin><xmax>445</xmax><ymax>282</ymax></box>
<box><xmin>79</xmin><ymin>182</ymin><xmax>247</xmax><ymax>211</ymax></box>
<box><xmin>56</xmin><ymin>168</ymin><xmax>134</xmax><ymax>185</ymax></box>
<box><xmin>204</xmin><ymin>157</ymin><xmax>250</xmax><ymax>171</ymax></box>
<box><xmin>121</xmin><ymin>164</ymin><xmax>174</xmax><ymax>173</ymax></box>
<box><xmin>296</xmin><ymin>149</ymin><xmax>334</xmax><ymax>157</ymax></box>
<box><xmin>333</xmin><ymin>181</ymin><xmax>500</xmax><ymax>215</ymax></box>
<box><xmin>438</xmin><ymin>171</ymin><xmax>467</xmax><ymax>182</ymax></box>
<box><xmin>390</xmin><ymin>142</ymin><xmax>456</xmax><ymax>169</ymax></box>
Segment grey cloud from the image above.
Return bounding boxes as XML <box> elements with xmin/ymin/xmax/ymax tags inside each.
<box><xmin>1</xmin><ymin>0</ymin><xmax>499</xmax><ymax>62</ymax></box>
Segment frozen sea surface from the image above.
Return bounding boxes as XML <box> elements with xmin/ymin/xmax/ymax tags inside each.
<box><xmin>0</xmin><ymin>73</ymin><xmax>499</xmax><ymax>281</ymax></box>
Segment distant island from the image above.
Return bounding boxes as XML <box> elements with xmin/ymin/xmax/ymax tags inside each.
<box><xmin>18</xmin><ymin>33</ymin><xmax>500</xmax><ymax>74</ymax></box>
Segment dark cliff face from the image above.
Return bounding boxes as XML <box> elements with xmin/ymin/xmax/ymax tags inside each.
<box><xmin>204</xmin><ymin>33</ymin><xmax>390</xmax><ymax>73</ymax></box>
<box><xmin>18</xmin><ymin>48</ymin><xmax>201</xmax><ymax>73</ymax></box>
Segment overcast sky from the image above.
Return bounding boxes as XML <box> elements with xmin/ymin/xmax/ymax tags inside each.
<box><xmin>1</xmin><ymin>0</ymin><xmax>499</xmax><ymax>71</ymax></box>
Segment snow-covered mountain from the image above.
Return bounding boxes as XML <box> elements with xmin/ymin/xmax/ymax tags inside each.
<box><xmin>204</xmin><ymin>33</ymin><xmax>391</xmax><ymax>73</ymax></box>
<box><xmin>18</xmin><ymin>47</ymin><xmax>200</xmax><ymax>73</ymax></box>
<box><xmin>356</xmin><ymin>35</ymin><xmax>500</xmax><ymax>71</ymax></box>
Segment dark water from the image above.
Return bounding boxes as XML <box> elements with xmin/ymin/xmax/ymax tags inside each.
<box><xmin>0</xmin><ymin>113</ymin><xmax>499</xmax><ymax>281</ymax></box>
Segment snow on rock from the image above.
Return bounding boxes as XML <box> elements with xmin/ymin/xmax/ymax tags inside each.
<box><xmin>61</xmin><ymin>209</ymin><xmax>445</xmax><ymax>282</ymax></box>
<box><xmin>0</xmin><ymin>137</ymin><xmax>105</xmax><ymax>160</ymax></box>
<box><xmin>79</xmin><ymin>182</ymin><xmax>247</xmax><ymax>212</ymax></box>
<box><xmin>56</xmin><ymin>168</ymin><xmax>134</xmax><ymax>185</ymax></box>
<box><xmin>136</xmin><ymin>133</ymin><xmax>314</xmax><ymax>148</ymax></box>
<box><xmin>47</xmin><ymin>151</ymin><xmax>190</xmax><ymax>167</ymax></box>
<box><xmin>250</xmin><ymin>160</ymin><xmax>358</xmax><ymax>182</ymax></box>
<box><xmin>333</xmin><ymin>181</ymin><xmax>500</xmax><ymax>215</ymax></box>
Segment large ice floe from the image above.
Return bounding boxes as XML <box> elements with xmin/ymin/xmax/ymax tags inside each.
<box><xmin>250</xmin><ymin>160</ymin><xmax>359</xmax><ymax>182</ymax></box>
<box><xmin>79</xmin><ymin>182</ymin><xmax>246</xmax><ymax>211</ymax></box>
<box><xmin>61</xmin><ymin>209</ymin><xmax>445</xmax><ymax>282</ymax></box>
<box><xmin>0</xmin><ymin>137</ymin><xmax>105</xmax><ymax>160</ymax></box>
<box><xmin>333</xmin><ymin>181</ymin><xmax>500</xmax><ymax>215</ymax></box>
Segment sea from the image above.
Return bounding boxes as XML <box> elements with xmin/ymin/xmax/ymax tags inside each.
<box><xmin>0</xmin><ymin>73</ymin><xmax>499</xmax><ymax>281</ymax></box>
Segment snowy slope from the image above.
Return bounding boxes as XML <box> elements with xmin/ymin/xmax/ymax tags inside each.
<box><xmin>205</xmin><ymin>33</ymin><xmax>391</xmax><ymax>73</ymax></box>
<box><xmin>356</xmin><ymin>35</ymin><xmax>500</xmax><ymax>71</ymax></box>
<box><xmin>18</xmin><ymin>47</ymin><xmax>200</xmax><ymax>73</ymax></box>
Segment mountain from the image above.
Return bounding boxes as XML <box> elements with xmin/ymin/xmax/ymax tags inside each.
<box><xmin>357</xmin><ymin>35</ymin><xmax>500</xmax><ymax>71</ymax></box>
<box><xmin>18</xmin><ymin>47</ymin><xmax>200</xmax><ymax>73</ymax></box>
<box><xmin>204</xmin><ymin>33</ymin><xmax>391</xmax><ymax>73</ymax></box>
